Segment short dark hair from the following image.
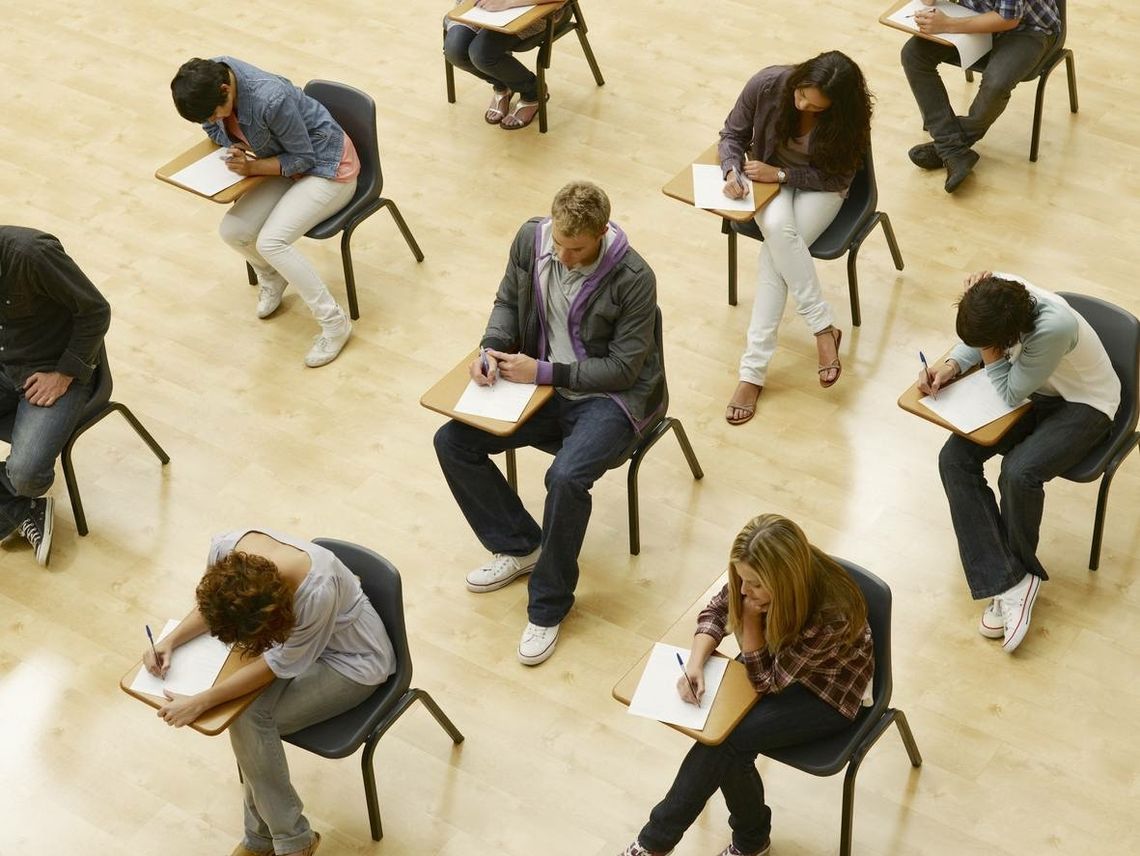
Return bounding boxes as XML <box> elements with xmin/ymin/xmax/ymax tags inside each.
<box><xmin>955</xmin><ymin>275</ymin><xmax>1038</xmax><ymax>350</ymax></box>
<box><xmin>171</xmin><ymin>58</ymin><xmax>230</xmax><ymax>123</ymax></box>
<box><xmin>196</xmin><ymin>551</ymin><xmax>294</xmax><ymax>655</ymax></box>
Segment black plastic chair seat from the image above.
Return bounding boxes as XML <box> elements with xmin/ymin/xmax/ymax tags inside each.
<box><xmin>283</xmin><ymin>674</ymin><xmax>411</xmax><ymax>759</ymax></box>
<box><xmin>764</xmin><ymin>706</ymin><xmax>880</xmax><ymax>776</ymax></box>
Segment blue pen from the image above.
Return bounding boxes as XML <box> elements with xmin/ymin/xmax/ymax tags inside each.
<box><xmin>145</xmin><ymin>624</ymin><xmax>161</xmax><ymax>669</ymax></box>
<box><xmin>919</xmin><ymin>350</ymin><xmax>934</xmax><ymax>386</ymax></box>
<box><xmin>675</xmin><ymin>651</ymin><xmax>700</xmax><ymax>705</ymax></box>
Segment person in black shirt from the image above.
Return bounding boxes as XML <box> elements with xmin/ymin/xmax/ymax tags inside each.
<box><xmin>0</xmin><ymin>227</ymin><xmax>110</xmax><ymax>565</ymax></box>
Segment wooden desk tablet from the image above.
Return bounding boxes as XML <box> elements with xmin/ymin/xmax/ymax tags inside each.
<box><xmin>661</xmin><ymin>143</ymin><xmax>780</xmax><ymax>224</ymax></box>
<box><xmin>446</xmin><ymin>0</ymin><xmax>567</xmax><ymax>35</ymax></box>
<box><xmin>155</xmin><ymin>138</ymin><xmax>265</xmax><ymax>204</ymax></box>
<box><xmin>420</xmin><ymin>350</ymin><xmax>554</xmax><ymax>436</ymax></box>
<box><xmin>897</xmin><ymin>361</ymin><xmax>1032</xmax><ymax>447</ymax></box>
<box><xmin>878</xmin><ymin>0</ymin><xmax>955</xmax><ymax>47</ymax></box>
<box><xmin>119</xmin><ymin>648</ymin><xmax>264</xmax><ymax>736</ymax></box>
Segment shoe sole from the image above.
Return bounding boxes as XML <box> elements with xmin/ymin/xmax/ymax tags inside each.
<box><xmin>518</xmin><ymin>633</ymin><xmax>557</xmax><ymax>666</ymax></box>
<box><xmin>978</xmin><ymin>618</ymin><xmax>1004</xmax><ymax>639</ymax></box>
<box><xmin>465</xmin><ymin>561</ymin><xmax>537</xmax><ymax>593</ymax></box>
<box><xmin>37</xmin><ymin>496</ymin><xmax>54</xmax><ymax>566</ymax></box>
<box><xmin>1002</xmin><ymin>576</ymin><xmax>1041</xmax><ymax>653</ymax></box>
<box><xmin>304</xmin><ymin>326</ymin><xmax>352</xmax><ymax>368</ymax></box>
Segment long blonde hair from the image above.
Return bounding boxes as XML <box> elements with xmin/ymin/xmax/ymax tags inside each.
<box><xmin>726</xmin><ymin>514</ymin><xmax>867</xmax><ymax>653</ymax></box>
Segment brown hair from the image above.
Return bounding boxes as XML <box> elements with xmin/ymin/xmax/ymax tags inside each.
<box><xmin>726</xmin><ymin>514</ymin><xmax>867</xmax><ymax>652</ymax></box>
<box><xmin>196</xmin><ymin>551</ymin><xmax>295</xmax><ymax>655</ymax></box>
<box><xmin>955</xmin><ymin>275</ymin><xmax>1038</xmax><ymax>350</ymax></box>
<box><xmin>551</xmin><ymin>180</ymin><xmax>611</xmax><ymax>236</ymax></box>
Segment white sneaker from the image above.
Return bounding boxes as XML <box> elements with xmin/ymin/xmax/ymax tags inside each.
<box><xmin>998</xmin><ymin>574</ymin><xmax>1041</xmax><ymax>653</ymax></box>
<box><xmin>518</xmin><ymin>621</ymin><xmax>559</xmax><ymax>666</ymax></box>
<box><xmin>304</xmin><ymin>318</ymin><xmax>352</xmax><ymax>368</ymax></box>
<box><xmin>465</xmin><ymin>548</ymin><xmax>540</xmax><ymax>593</ymax></box>
<box><xmin>978</xmin><ymin>597</ymin><xmax>1005</xmax><ymax>639</ymax></box>
<box><xmin>256</xmin><ymin>278</ymin><xmax>287</xmax><ymax>318</ymax></box>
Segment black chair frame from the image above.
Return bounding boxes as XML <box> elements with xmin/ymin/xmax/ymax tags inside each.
<box><xmin>444</xmin><ymin>0</ymin><xmax>605</xmax><ymax>133</ymax></box>
<box><xmin>721</xmin><ymin>148</ymin><xmax>903</xmax><ymax>326</ymax></box>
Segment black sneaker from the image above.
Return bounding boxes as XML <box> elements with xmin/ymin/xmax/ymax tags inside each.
<box><xmin>908</xmin><ymin>142</ymin><xmax>943</xmax><ymax>170</ymax></box>
<box><xmin>18</xmin><ymin>496</ymin><xmax>54</xmax><ymax>566</ymax></box>
<box><xmin>944</xmin><ymin>150</ymin><xmax>980</xmax><ymax>193</ymax></box>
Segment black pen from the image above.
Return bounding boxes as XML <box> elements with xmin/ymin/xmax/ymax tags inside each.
<box><xmin>146</xmin><ymin>624</ymin><xmax>161</xmax><ymax>672</ymax></box>
<box><xmin>675</xmin><ymin>651</ymin><xmax>700</xmax><ymax>705</ymax></box>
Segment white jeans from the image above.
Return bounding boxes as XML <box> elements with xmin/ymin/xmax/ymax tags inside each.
<box><xmin>739</xmin><ymin>185</ymin><xmax>844</xmax><ymax>385</ymax></box>
<box><xmin>219</xmin><ymin>174</ymin><xmax>357</xmax><ymax>332</ymax></box>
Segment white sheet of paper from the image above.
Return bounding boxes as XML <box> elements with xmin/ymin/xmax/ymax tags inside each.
<box><xmin>919</xmin><ymin>369</ymin><xmax>1028</xmax><ymax>433</ymax></box>
<box><xmin>691</xmin><ymin>164</ymin><xmax>755</xmax><ymax>212</ymax></box>
<box><xmin>627</xmin><ymin>643</ymin><xmax>731</xmax><ymax>731</ymax></box>
<box><xmin>455</xmin><ymin>4</ymin><xmax>534</xmax><ymax>28</ymax></box>
<box><xmin>167</xmin><ymin>148</ymin><xmax>245</xmax><ymax>197</ymax></box>
<box><xmin>453</xmin><ymin>378</ymin><xmax>536</xmax><ymax>422</ymax></box>
<box><xmin>885</xmin><ymin>0</ymin><xmax>993</xmax><ymax>69</ymax></box>
<box><xmin>128</xmin><ymin>619</ymin><xmax>232</xmax><ymax>698</ymax></box>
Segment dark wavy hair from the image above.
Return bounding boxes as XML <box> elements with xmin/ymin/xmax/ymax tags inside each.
<box><xmin>196</xmin><ymin>551</ymin><xmax>295</xmax><ymax>655</ymax></box>
<box><xmin>171</xmin><ymin>58</ymin><xmax>230</xmax><ymax>123</ymax></box>
<box><xmin>775</xmin><ymin>51</ymin><xmax>873</xmax><ymax>176</ymax></box>
<box><xmin>955</xmin><ymin>276</ymin><xmax>1038</xmax><ymax>350</ymax></box>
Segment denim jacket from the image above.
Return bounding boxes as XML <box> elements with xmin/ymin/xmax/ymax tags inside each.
<box><xmin>202</xmin><ymin>56</ymin><xmax>344</xmax><ymax>179</ymax></box>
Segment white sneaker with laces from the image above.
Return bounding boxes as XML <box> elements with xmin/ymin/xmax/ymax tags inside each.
<box><xmin>518</xmin><ymin>621</ymin><xmax>559</xmax><ymax>666</ymax></box>
<box><xmin>617</xmin><ymin>843</ymin><xmax>661</xmax><ymax>856</ymax></box>
<box><xmin>465</xmin><ymin>548</ymin><xmax>540</xmax><ymax>593</ymax></box>
<box><xmin>304</xmin><ymin>318</ymin><xmax>352</xmax><ymax>368</ymax></box>
<box><xmin>998</xmin><ymin>573</ymin><xmax>1041</xmax><ymax>653</ymax></box>
<box><xmin>978</xmin><ymin>597</ymin><xmax>1005</xmax><ymax>639</ymax></box>
<box><xmin>256</xmin><ymin>278</ymin><xmax>287</xmax><ymax>318</ymax></box>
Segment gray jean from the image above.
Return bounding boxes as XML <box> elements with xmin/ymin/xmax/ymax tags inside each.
<box><xmin>901</xmin><ymin>29</ymin><xmax>1056</xmax><ymax>161</ymax></box>
<box><xmin>230</xmin><ymin>661</ymin><xmax>376</xmax><ymax>854</ymax></box>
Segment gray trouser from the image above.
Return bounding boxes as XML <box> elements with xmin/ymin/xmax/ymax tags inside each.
<box><xmin>901</xmin><ymin>29</ymin><xmax>1056</xmax><ymax>160</ymax></box>
<box><xmin>229</xmin><ymin>661</ymin><xmax>375</xmax><ymax>854</ymax></box>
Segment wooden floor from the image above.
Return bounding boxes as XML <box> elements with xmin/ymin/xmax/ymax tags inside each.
<box><xmin>2</xmin><ymin>2</ymin><xmax>1139</xmax><ymax>854</ymax></box>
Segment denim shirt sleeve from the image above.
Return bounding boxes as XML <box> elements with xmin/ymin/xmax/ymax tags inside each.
<box><xmin>202</xmin><ymin>120</ymin><xmax>229</xmax><ymax>147</ymax></box>
<box><xmin>265</xmin><ymin>92</ymin><xmax>318</xmax><ymax>177</ymax></box>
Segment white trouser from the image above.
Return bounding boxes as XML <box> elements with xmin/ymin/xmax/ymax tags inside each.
<box><xmin>739</xmin><ymin>185</ymin><xmax>844</xmax><ymax>385</ymax></box>
<box><xmin>219</xmin><ymin>174</ymin><xmax>357</xmax><ymax>332</ymax></box>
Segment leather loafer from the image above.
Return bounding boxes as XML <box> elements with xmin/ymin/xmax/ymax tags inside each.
<box><xmin>908</xmin><ymin>142</ymin><xmax>943</xmax><ymax>170</ymax></box>
<box><xmin>944</xmin><ymin>150</ymin><xmax>980</xmax><ymax>193</ymax></box>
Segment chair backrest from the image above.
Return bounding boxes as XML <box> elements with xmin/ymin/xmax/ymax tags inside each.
<box><xmin>809</xmin><ymin>146</ymin><xmax>878</xmax><ymax>258</ymax></box>
<box><xmin>517</xmin><ymin>1</ymin><xmax>579</xmax><ymax>53</ymax></box>
<box><xmin>312</xmin><ymin>538</ymin><xmax>414</xmax><ymax>696</ymax></box>
<box><xmin>1055</xmin><ymin>292</ymin><xmax>1140</xmax><ymax>445</ymax></box>
<box><xmin>653</xmin><ymin>306</ymin><xmax>668</xmax><ymax>416</ymax></box>
<box><xmin>304</xmin><ymin>80</ymin><xmax>382</xmax><ymax>204</ymax></box>
<box><xmin>834</xmin><ymin>557</ymin><xmax>893</xmax><ymax>713</ymax></box>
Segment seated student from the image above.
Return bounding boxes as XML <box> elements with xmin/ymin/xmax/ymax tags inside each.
<box><xmin>433</xmin><ymin>180</ymin><xmax>660</xmax><ymax>666</ymax></box>
<box><xmin>620</xmin><ymin>513</ymin><xmax>873</xmax><ymax>856</ymax></box>
<box><xmin>919</xmin><ymin>272</ymin><xmax>1119</xmax><ymax>652</ymax></box>
<box><xmin>0</xmin><ymin>226</ymin><xmax>111</xmax><ymax>565</ymax></box>
<box><xmin>718</xmin><ymin>51</ymin><xmax>873</xmax><ymax>425</ymax></box>
<box><xmin>170</xmin><ymin>57</ymin><xmax>360</xmax><ymax>367</ymax></box>
<box><xmin>901</xmin><ymin>0</ymin><xmax>1060</xmax><ymax>192</ymax></box>
<box><xmin>145</xmin><ymin>529</ymin><xmax>396</xmax><ymax>856</ymax></box>
<box><xmin>444</xmin><ymin>0</ymin><xmax>567</xmax><ymax>130</ymax></box>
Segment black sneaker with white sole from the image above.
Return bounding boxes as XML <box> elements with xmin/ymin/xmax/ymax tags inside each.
<box><xmin>18</xmin><ymin>496</ymin><xmax>54</xmax><ymax>566</ymax></box>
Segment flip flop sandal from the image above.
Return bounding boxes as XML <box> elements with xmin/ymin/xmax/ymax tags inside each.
<box><xmin>501</xmin><ymin>92</ymin><xmax>549</xmax><ymax>130</ymax></box>
<box><xmin>485</xmin><ymin>90</ymin><xmax>513</xmax><ymax>125</ymax></box>
<box><xmin>817</xmin><ymin>326</ymin><xmax>843</xmax><ymax>388</ymax></box>
<box><xmin>725</xmin><ymin>402</ymin><xmax>757</xmax><ymax>425</ymax></box>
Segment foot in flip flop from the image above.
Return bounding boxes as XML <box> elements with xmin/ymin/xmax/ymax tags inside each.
<box><xmin>725</xmin><ymin>381</ymin><xmax>762</xmax><ymax>425</ymax></box>
<box><xmin>816</xmin><ymin>326</ymin><xmax>842</xmax><ymax>388</ymax></box>
<box><xmin>501</xmin><ymin>92</ymin><xmax>548</xmax><ymax>130</ymax></box>
<box><xmin>485</xmin><ymin>89</ymin><xmax>513</xmax><ymax>124</ymax></box>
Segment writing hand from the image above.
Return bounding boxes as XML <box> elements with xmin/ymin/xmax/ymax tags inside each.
<box><xmin>676</xmin><ymin>667</ymin><xmax>706</xmax><ymax>705</ymax></box>
<box><xmin>919</xmin><ymin>362</ymin><xmax>958</xmax><ymax>398</ymax></box>
<box><xmin>144</xmin><ymin>638</ymin><xmax>174</xmax><ymax>678</ymax></box>
<box><xmin>469</xmin><ymin>351</ymin><xmax>499</xmax><ymax>386</ymax></box>
<box><xmin>723</xmin><ymin>167</ymin><xmax>749</xmax><ymax>200</ymax></box>
<box><xmin>158</xmin><ymin>691</ymin><xmax>209</xmax><ymax>728</ymax></box>
<box><xmin>915</xmin><ymin>9</ymin><xmax>948</xmax><ymax>34</ymax></box>
<box><xmin>486</xmin><ymin>349</ymin><xmax>537</xmax><ymax>383</ymax></box>
<box><xmin>23</xmin><ymin>371</ymin><xmax>73</xmax><ymax>407</ymax></box>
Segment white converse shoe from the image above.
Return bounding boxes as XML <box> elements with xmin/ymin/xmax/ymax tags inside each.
<box><xmin>518</xmin><ymin>621</ymin><xmax>559</xmax><ymax>666</ymax></box>
<box><xmin>304</xmin><ymin>318</ymin><xmax>352</xmax><ymax>368</ymax></box>
<box><xmin>465</xmin><ymin>548</ymin><xmax>540</xmax><ymax>593</ymax></box>
<box><xmin>255</xmin><ymin>278</ymin><xmax>287</xmax><ymax>318</ymax></box>
<box><xmin>998</xmin><ymin>574</ymin><xmax>1042</xmax><ymax>653</ymax></box>
<box><xmin>978</xmin><ymin>597</ymin><xmax>1005</xmax><ymax>639</ymax></box>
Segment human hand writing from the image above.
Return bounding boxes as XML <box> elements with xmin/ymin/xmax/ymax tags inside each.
<box><xmin>918</xmin><ymin>361</ymin><xmax>958</xmax><ymax>397</ymax></box>
<box><xmin>676</xmin><ymin>666</ymin><xmax>706</xmax><ymax>705</ymax></box>
<box><xmin>144</xmin><ymin>638</ymin><xmax>174</xmax><ymax>678</ymax></box>
<box><xmin>914</xmin><ymin>8</ymin><xmax>949</xmax><ymax>34</ymax></box>
<box><xmin>469</xmin><ymin>351</ymin><xmax>499</xmax><ymax>386</ymax></box>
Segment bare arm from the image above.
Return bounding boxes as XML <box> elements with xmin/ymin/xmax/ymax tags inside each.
<box><xmin>917</xmin><ymin>8</ymin><xmax>1020</xmax><ymax>35</ymax></box>
<box><xmin>157</xmin><ymin>656</ymin><xmax>276</xmax><ymax>728</ymax></box>
<box><xmin>143</xmin><ymin>607</ymin><xmax>208</xmax><ymax>677</ymax></box>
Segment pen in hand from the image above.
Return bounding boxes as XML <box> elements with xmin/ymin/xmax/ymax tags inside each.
<box><xmin>145</xmin><ymin>624</ymin><xmax>163</xmax><ymax>676</ymax></box>
<box><xmin>675</xmin><ymin>652</ymin><xmax>700</xmax><ymax>706</ymax></box>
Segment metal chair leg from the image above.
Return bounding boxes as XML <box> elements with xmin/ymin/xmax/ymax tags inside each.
<box><xmin>360</xmin><ymin>735</ymin><xmax>384</xmax><ymax>841</ymax></box>
<box><xmin>380</xmin><ymin>199</ymin><xmax>425</xmax><ymax>262</ymax></box>
<box><xmin>1064</xmin><ymin>50</ymin><xmax>1078</xmax><ymax>112</ymax></box>
<box><xmin>246</xmin><ymin>262</ymin><xmax>257</xmax><ymax>285</ymax></box>
<box><xmin>726</xmin><ymin>226</ymin><xmax>738</xmax><ymax>306</ymax></box>
<box><xmin>893</xmin><ymin>709</ymin><xmax>924</xmax><ymax>767</ymax></box>
<box><xmin>110</xmin><ymin>404</ymin><xmax>172</xmax><ymax>464</ymax></box>
<box><xmin>880</xmin><ymin>211</ymin><xmax>905</xmax><ymax>272</ymax></box>
<box><xmin>572</xmin><ymin>2</ymin><xmax>605</xmax><ymax>86</ymax></box>
<box><xmin>445</xmin><ymin>60</ymin><xmax>456</xmax><ymax>103</ymax></box>
<box><xmin>1029</xmin><ymin>70</ymin><xmax>1050</xmax><ymax>162</ymax></box>
<box><xmin>626</xmin><ymin>446</ymin><xmax>643</xmax><ymax>556</ymax></box>
<box><xmin>505</xmin><ymin>448</ymin><xmax>518</xmax><ymax>492</ymax></box>
<box><xmin>412</xmin><ymin>688</ymin><xmax>466</xmax><ymax>744</ymax></box>
<box><xmin>845</xmin><ymin>239</ymin><xmax>863</xmax><ymax>328</ymax></box>
<box><xmin>340</xmin><ymin>222</ymin><xmax>360</xmax><ymax>320</ymax></box>
<box><xmin>60</xmin><ymin>436</ymin><xmax>88</xmax><ymax>536</ymax></box>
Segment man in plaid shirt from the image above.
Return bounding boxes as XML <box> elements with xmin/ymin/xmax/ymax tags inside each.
<box><xmin>901</xmin><ymin>0</ymin><xmax>1061</xmax><ymax>192</ymax></box>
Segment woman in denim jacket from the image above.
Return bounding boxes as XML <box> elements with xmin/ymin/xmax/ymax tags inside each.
<box><xmin>171</xmin><ymin>57</ymin><xmax>359</xmax><ymax>367</ymax></box>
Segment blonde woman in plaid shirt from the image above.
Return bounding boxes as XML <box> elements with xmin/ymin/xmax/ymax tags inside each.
<box><xmin>620</xmin><ymin>514</ymin><xmax>874</xmax><ymax>856</ymax></box>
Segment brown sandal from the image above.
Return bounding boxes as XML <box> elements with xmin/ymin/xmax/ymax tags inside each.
<box><xmin>484</xmin><ymin>89</ymin><xmax>513</xmax><ymax>124</ymax></box>
<box><xmin>501</xmin><ymin>91</ymin><xmax>549</xmax><ymax>130</ymax></box>
<box><xmin>816</xmin><ymin>326</ymin><xmax>843</xmax><ymax>388</ymax></box>
<box><xmin>725</xmin><ymin>382</ymin><xmax>762</xmax><ymax>425</ymax></box>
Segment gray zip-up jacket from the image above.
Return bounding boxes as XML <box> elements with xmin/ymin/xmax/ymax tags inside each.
<box><xmin>480</xmin><ymin>218</ymin><xmax>663</xmax><ymax>429</ymax></box>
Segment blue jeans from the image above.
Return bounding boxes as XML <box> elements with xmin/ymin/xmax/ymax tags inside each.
<box><xmin>901</xmin><ymin>29</ymin><xmax>1055</xmax><ymax>161</ymax></box>
<box><xmin>638</xmin><ymin>682</ymin><xmax>851</xmax><ymax>854</ymax></box>
<box><xmin>0</xmin><ymin>371</ymin><xmax>91</xmax><ymax>537</ymax></box>
<box><xmin>230</xmin><ymin>661</ymin><xmax>376</xmax><ymax>854</ymax></box>
<box><xmin>444</xmin><ymin>23</ymin><xmax>541</xmax><ymax>101</ymax></box>
<box><xmin>434</xmin><ymin>393</ymin><xmax>635</xmax><ymax>626</ymax></box>
<box><xmin>939</xmin><ymin>394</ymin><xmax>1111</xmax><ymax>599</ymax></box>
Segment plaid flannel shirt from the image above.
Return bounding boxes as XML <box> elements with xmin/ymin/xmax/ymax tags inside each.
<box><xmin>958</xmin><ymin>0</ymin><xmax>1060</xmax><ymax>34</ymax></box>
